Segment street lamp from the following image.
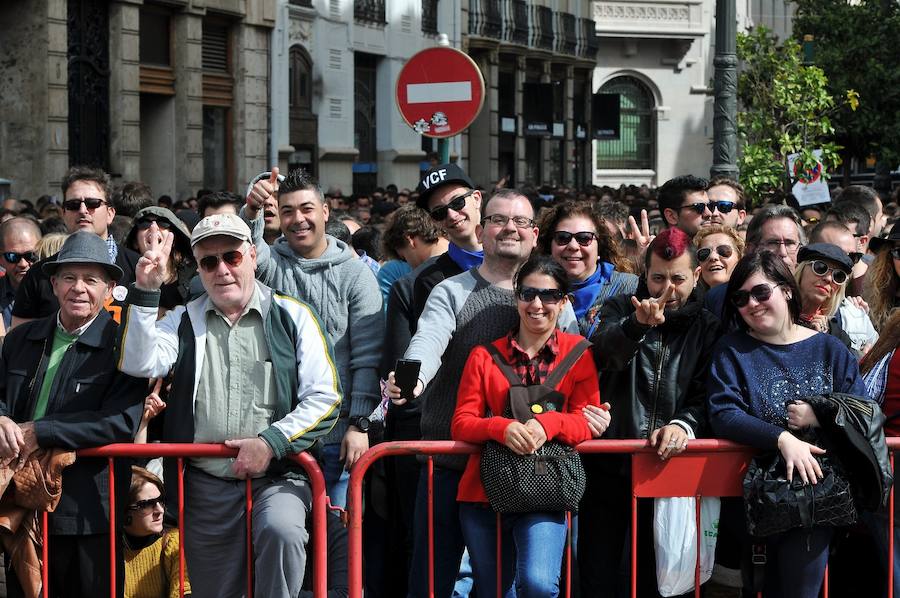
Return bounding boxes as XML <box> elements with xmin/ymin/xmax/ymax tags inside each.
<box><xmin>710</xmin><ymin>0</ymin><xmax>739</xmax><ymax>179</ymax></box>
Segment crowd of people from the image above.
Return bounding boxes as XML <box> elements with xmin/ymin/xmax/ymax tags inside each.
<box><xmin>0</xmin><ymin>162</ymin><xmax>896</xmax><ymax>598</ymax></box>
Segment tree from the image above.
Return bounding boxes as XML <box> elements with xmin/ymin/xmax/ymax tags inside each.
<box><xmin>793</xmin><ymin>0</ymin><xmax>900</xmax><ymax>185</ymax></box>
<box><xmin>736</xmin><ymin>26</ymin><xmax>854</xmax><ymax>204</ymax></box>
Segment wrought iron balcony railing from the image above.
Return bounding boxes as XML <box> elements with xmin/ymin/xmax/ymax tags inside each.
<box><xmin>422</xmin><ymin>0</ymin><xmax>438</xmax><ymax>33</ymax></box>
<box><xmin>354</xmin><ymin>0</ymin><xmax>385</xmax><ymax>24</ymax></box>
<box><xmin>578</xmin><ymin>17</ymin><xmax>599</xmax><ymax>59</ymax></box>
<box><xmin>529</xmin><ymin>5</ymin><xmax>554</xmax><ymax>50</ymax></box>
<box><xmin>499</xmin><ymin>0</ymin><xmax>529</xmax><ymax>45</ymax></box>
<box><xmin>469</xmin><ymin>0</ymin><xmax>502</xmax><ymax>39</ymax></box>
<box><xmin>556</xmin><ymin>11</ymin><xmax>577</xmax><ymax>55</ymax></box>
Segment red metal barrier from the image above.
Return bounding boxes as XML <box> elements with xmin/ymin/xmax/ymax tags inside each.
<box><xmin>347</xmin><ymin>438</ymin><xmax>900</xmax><ymax>598</ymax></box>
<box><xmin>33</xmin><ymin>443</ymin><xmax>328</xmax><ymax>598</ymax></box>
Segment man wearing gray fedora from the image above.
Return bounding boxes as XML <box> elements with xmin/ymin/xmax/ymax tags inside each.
<box><xmin>0</xmin><ymin>230</ymin><xmax>147</xmax><ymax>597</ymax></box>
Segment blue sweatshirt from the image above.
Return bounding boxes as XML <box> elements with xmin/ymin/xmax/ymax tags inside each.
<box><xmin>707</xmin><ymin>330</ymin><xmax>866</xmax><ymax>450</ymax></box>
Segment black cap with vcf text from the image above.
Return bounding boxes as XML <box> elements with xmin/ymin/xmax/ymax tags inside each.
<box><xmin>416</xmin><ymin>163</ymin><xmax>475</xmax><ymax>211</ymax></box>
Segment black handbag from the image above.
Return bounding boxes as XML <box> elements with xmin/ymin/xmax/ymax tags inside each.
<box><xmin>743</xmin><ymin>450</ymin><xmax>857</xmax><ymax>537</ymax></box>
<box><xmin>478</xmin><ymin>339</ymin><xmax>591</xmax><ymax>513</ymax></box>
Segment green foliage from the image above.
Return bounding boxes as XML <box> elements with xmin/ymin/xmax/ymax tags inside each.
<box><xmin>736</xmin><ymin>27</ymin><xmax>847</xmax><ymax>204</ymax></box>
<box><xmin>793</xmin><ymin>0</ymin><xmax>900</xmax><ymax>168</ymax></box>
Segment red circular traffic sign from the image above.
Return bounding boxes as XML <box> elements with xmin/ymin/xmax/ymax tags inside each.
<box><xmin>396</xmin><ymin>47</ymin><xmax>486</xmax><ymax>139</ymax></box>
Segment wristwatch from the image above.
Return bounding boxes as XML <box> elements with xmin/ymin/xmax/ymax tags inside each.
<box><xmin>349</xmin><ymin>416</ymin><xmax>371</xmax><ymax>433</ymax></box>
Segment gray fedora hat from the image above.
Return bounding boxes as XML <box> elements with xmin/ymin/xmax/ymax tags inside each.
<box><xmin>42</xmin><ymin>231</ymin><xmax>124</xmax><ymax>281</ymax></box>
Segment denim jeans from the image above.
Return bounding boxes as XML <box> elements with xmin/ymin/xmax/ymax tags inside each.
<box><xmin>459</xmin><ymin>502</ymin><xmax>567</xmax><ymax>598</ymax></box>
<box><xmin>408</xmin><ymin>466</ymin><xmax>469</xmax><ymax>598</ymax></box>
<box><xmin>321</xmin><ymin>442</ymin><xmax>350</xmax><ymax>509</ymax></box>
<box><xmin>761</xmin><ymin>527</ymin><xmax>832</xmax><ymax>598</ymax></box>
<box><xmin>861</xmin><ymin>508</ymin><xmax>900</xmax><ymax>597</ymax></box>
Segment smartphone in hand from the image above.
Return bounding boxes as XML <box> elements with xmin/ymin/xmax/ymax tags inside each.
<box><xmin>394</xmin><ymin>359</ymin><xmax>422</xmax><ymax>402</ymax></box>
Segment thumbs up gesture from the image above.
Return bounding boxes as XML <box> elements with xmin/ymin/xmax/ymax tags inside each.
<box><xmin>246</xmin><ymin>167</ymin><xmax>280</xmax><ymax>219</ymax></box>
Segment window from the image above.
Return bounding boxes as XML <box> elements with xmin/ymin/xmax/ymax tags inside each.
<box><xmin>201</xmin><ymin>17</ymin><xmax>233</xmax><ymax>191</ymax></box>
<box><xmin>596</xmin><ymin>76</ymin><xmax>654</xmax><ymax>170</ymax></box>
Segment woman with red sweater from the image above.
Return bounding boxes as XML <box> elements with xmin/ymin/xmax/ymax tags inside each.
<box><xmin>451</xmin><ymin>254</ymin><xmax>603</xmax><ymax>597</ymax></box>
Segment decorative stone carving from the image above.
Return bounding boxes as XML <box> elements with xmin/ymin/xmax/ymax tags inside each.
<box><xmin>288</xmin><ymin>17</ymin><xmax>312</xmax><ymax>44</ymax></box>
<box><xmin>595</xmin><ymin>3</ymin><xmax>690</xmax><ymax>23</ymax></box>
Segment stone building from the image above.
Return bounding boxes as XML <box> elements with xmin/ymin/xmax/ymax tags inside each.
<box><xmin>591</xmin><ymin>0</ymin><xmax>793</xmax><ymax>186</ymax></box>
<box><xmin>0</xmin><ymin>0</ymin><xmax>276</xmax><ymax>201</ymax></box>
<box><xmin>270</xmin><ymin>0</ymin><xmax>598</xmax><ymax>193</ymax></box>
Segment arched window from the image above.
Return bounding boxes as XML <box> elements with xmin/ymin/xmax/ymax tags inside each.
<box><xmin>596</xmin><ymin>76</ymin><xmax>654</xmax><ymax>170</ymax></box>
<box><xmin>288</xmin><ymin>45</ymin><xmax>313</xmax><ymax>113</ymax></box>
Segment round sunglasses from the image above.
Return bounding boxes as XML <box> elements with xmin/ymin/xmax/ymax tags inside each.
<box><xmin>808</xmin><ymin>260</ymin><xmax>848</xmax><ymax>285</ymax></box>
<box><xmin>553</xmin><ymin>231</ymin><xmax>597</xmax><ymax>247</ymax></box>
<box><xmin>697</xmin><ymin>244</ymin><xmax>734</xmax><ymax>263</ymax></box>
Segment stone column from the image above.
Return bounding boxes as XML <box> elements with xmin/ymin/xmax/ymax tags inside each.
<box><xmin>109</xmin><ymin>0</ymin><xmax>143</xmax><ymax>182</ymax></box>
<box><xmin>232</xmin><ymin>22</ymin><xmax>271</xmax><ymax>192</ymax></box>
<box><xmin>172</xmin><ymin>10</ymin><xmax>204</xmax><ymax>199</ymax></box>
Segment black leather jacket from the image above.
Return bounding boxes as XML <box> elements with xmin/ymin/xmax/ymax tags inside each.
<box><xmin>590</xmin><ymin>283</ymin><xmax>722</xmax><ymax>440</ymax></box>
<box><xmin>807</xmin><ymin>392</ymin><xmax>893</xmax><ymax>511</ymax></box>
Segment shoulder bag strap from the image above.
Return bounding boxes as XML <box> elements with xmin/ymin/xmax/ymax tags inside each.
<box><xmin>484</xmin><ymin>343</ymin><xmax>524</xmax><ymax>388</ymax></box>
<box><xmin>543</xmin><ymin>338</ymin><xmax>593</xmax><ymax>390</ymax></box>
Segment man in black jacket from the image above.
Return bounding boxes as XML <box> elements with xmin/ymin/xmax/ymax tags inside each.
<box><xmin>579</xmin><ymin>227</ymin><xmax>722</xmax><ymax>598</ymax></box>
<box><xmin>0</xmin><ymin>231</ymin><xmax>146</xmax><ymax>598</ymax></box>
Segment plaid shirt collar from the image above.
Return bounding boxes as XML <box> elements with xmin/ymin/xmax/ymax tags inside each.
<box><xmin>506</xmin><ymin>329</ymin><xmax>560</xmax><ymax>386</ymax></box>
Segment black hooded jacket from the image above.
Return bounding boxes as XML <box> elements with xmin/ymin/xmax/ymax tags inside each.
<box><xmin>807</xmin><ymin>392</ymin><xmax>893</xmax><ymax>511</ymax></box>
<box><xmin>590</xmin><ymin>281</ymin><xmax>722</xmax><ymax>440</ymax></box>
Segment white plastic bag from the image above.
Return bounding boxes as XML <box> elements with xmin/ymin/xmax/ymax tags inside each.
<box><xmin>653</xmin><ymin>495</ymin><xmax>720</xmax><ymax>597</ymax></box>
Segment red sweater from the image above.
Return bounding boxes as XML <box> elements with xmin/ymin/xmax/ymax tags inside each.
<box><xmin>884</xmin><ymin>350</ymin><xmax>900</xmax><ymax>437</ymax></box>
<box><xmin>451</xmin><ymin>331</ymin><xmax>600</xmax><ymax>503</ymax></box>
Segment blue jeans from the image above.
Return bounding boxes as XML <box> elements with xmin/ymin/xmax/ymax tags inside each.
<box><xmin>408</xmin><ymin>466</ymin><xmax>468</xmax><ymax>598</ymax></box>
<box><xmin>861</xmin><ymin>508</ymin><xmax>900</xmax><ymax>597</ymax></box>
<box><xmin>321</xmin><ymin>442</ymin><xmax>350</xmax><ymax>509</ymax></box>
<box><xmin>762</xmin><ymin>527</ymin><xmax>832</xmax><ymax>598</ymax></box>
<box><xmin>459</xmin><ymin>503</ymin><xmax>567</xmax><ymax>598</ymax></box>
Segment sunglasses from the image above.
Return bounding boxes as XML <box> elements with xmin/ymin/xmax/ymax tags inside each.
<box><xmin>128</xmin><ymin>496</ymin><xmax>164</xmax><ymax>513</ymax></box>
<box><xmin>553</xmin><ymin>231</ymin><xmax>597</xmax><ymax>247</ymax></box>
<box><xmin>676</xmin><ymin>202</ymin><xmax>711</xmax><ymax>215</ymax></box>
<box><xmin>63</xmin><ymin>197</ymin><xmax>106</xmax><ymax>211</ymax></box>
<box><xmin>2</xmin><ymin>251</ymin><xmax>38</xmax><ymax>264</ymax></box>
<box><xmin>707</xmin><ymin>200</ymin><xmax>736</xmax><ymax>214</ymax></box>
<box><xmin>697</xmin><ymin>245</ymin><xmax>734</xmax><ymax>263</ymax></box>
<box><xmin>809</xmin><ymin>260</ymin><xmax>848</xmax><ymax>284</ymax></box>
<box><xmin>198</xmin><ymin>246</ymin><xmax>248</xmax><ymax>273</ymax></box>
<box><xmin>731</xmin><ymin>283</ymin><xmax>778</xmax><ymax>308</ymax></box>
<box><xmin>429</xmin><ymin>191</ymin><xmax>473</xmax><ymax>221</ymax></box>
<box><xmin>136</xmin><ymin>218</ymin><xmax>173</xmax><ymax>230</ymax></box>
<box><xmin>890</xmin><ymin>248</ymin><xmax>900</xmax><ymax>260</ymax></box>
<box><xmin>516</xmin><ymin>286</ymin><xmax>566</xmax><ymax>304</ymax></box>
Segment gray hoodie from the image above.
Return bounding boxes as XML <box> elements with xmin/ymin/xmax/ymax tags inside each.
<box><xmin>245</xmin><ymin>210</ymin><xmax>384</xmax><ymax>445</ymax></box>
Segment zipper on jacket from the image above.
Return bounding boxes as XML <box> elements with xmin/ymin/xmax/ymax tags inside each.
<box><xmin>24</xmin><ymin>336</ymin><xmax>51</xmax><ymax>418</ymax></box>
<box><xmin>647</xmin><ymin>332</ymin><xmax>668</xmax><ymax>436</ymax></box>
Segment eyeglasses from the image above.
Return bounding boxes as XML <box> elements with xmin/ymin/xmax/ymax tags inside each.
<box><xmin>128</xmin><ymin>496</ymin><xmax>164</xmax><ymax>514</ymax></box>
<box><xmin>136</xmin><ymin>219</ymin><xmax>173</xmax><ymax>231</ymax></box>
<box><xmin>198</xmin><ymin>245</ymin><xmax>248</xmax><ymax>273</ymax></box>
<box><xmin>809</xmin><ymin>260</ymin><xmax>849</xmax><ymax>285</ymax></box>
<box><xmin>2</xmin><ymin>251</ymin><xmax>38</xmax><ymax>264</ymax></box>
<box><xmin>761</xmin><ymin>239</ymin><xmax>801</xmax><ymax>254</ymax></box>
<box><xmin>553</xmin><ymin>231</ymin><xmax>597</xmax><ymax>247</ymax></box>
<box><xmin>481</xmin><ymin>214</ymin><xmax>535</xmax><ymax>228</ymax></box>
<box><xmin>429</xmin><ymin>191</ymin><xmax>474</xmax><ymax>221</ymax></box>
<box><xmin>707</xmin><ymin>201</ymin><xmax>736</xmax><ymax>214</ymax></box>
<box><xmin>697</xmin><ymin>245</ymin><xmax>735</xmax><ymax>263</ymax></box>
<box><xmin>676</xmin><ymin>203</ymin><xmax>711</xmax><ymax>215</ymax></box>
<box><xmin>63</xmin><ymin>197</ymin><xmax>106</xmax><ymax>211</ymax></box>
<box><xmin>516</xmin><ymin>286</ymin><xmax>566</xmax><ymax>304</ymax></box>
<box><xmin>731</xmin><ymin>283</ymin><xmax>778</xmax><ymax>308</ymax></box>
<box><xmin>891</xmin><ymin>248</ymin><xmax>900</xmax><ymax>260</ymax></box>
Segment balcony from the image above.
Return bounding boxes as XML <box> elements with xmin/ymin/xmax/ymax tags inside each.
<box><xmin>469</xmin><ymin>0</ymin><xmax>502</xmax><ymax>39</ymax></box>
<box><xmin>529</xmin><ymin>5</ymin><xmax>554</xmax><ymax>51</ymax></box>
<box><xmin>592</xmin><ymin>0</ymin><xmax>705</xmax><ymax>40</ymax></box>
<box><xmin>422</xmin><ymin>0</ymin><xmax>438</xmax><ymax>34</ymax></box>
<box><xmin>555</xmin><ymin>12</ymin><xmax>578</xmax><ymax>55</ymax></box>
<box><xmin>579</xmin><ymin>17</ymin><xmax>599</xmax><ymax>59</ymax></box>
<box><xmin>499</xmin><ymin>0</ymin><xmax>529</xmax><ymax>45</ymax></box>
<box><xmin>354</xmin><ymin>0</ymin><xmax>385</xmax><ymax>24</ymax></box>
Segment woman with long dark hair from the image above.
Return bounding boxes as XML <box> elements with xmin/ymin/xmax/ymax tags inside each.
<box><xmin>864</xmin><ymin>229</ymin><xmax>900</xmax><ymax>332</ymax></box>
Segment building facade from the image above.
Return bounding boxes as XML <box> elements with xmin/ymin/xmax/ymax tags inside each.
<box><xmin>0</xmin><ymin>0</ymin><xmax>275</xmax><ymax>201</ymax></box>
<box><xmin>591</xmin><ymin>0</ymin><xmax>793</xmax><ymax>187</ymax></box>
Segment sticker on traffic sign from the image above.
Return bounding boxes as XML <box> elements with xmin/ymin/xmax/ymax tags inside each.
<box><xmin>396</xmin><ymin>47</ymin><xmax>486</xmax><ymax>138</ymax></box>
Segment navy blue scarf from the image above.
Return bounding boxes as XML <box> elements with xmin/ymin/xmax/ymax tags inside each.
<box><xmin>570</xmin><ymin>261</ymin><xmax>615</xmax><ymax>321</ymax></box>
<box><xmin>447</xmin><ymin>242</ymin><xmax>484</xmax><ymax>271</ymax></box>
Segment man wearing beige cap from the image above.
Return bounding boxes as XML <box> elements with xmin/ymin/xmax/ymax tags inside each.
<box><xmin>118</xmin><ymin>213</ymin><xmax>341</xmax><ymax>598</ymax></box>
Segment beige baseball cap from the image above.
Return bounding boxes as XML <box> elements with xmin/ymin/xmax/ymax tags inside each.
<box><xmin>190</xmin><ymin>213</ymin><xmax>253</xmax><ymax>247</ymax></box>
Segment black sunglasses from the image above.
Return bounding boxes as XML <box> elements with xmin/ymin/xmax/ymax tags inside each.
<box><xmin>516</xmin><ymin>286</ymin><xmax>566</xmax><ymax>304</ymax></box>
<box><xmin>198</xmin><ymin>248</ymin><xmax>247</xmax><ymax>272</ymax></box>
<box><xmin>553</xmin><ymin>231</ymin><xmax>597</xmax><ymax>247</ymax></box>
<box><xmin>809</xmin><ymin>260</ymin><xmax>848</xmax><ymax>285</ymax></box>
<box><xmin>707</xmin><ymin>200</ymin><xmax>735</xmax><ymax>214</ymax></box>
<box><xmin>429</xmin><ymin>191</ymin><xmax>473</xmax><ymax>221</ymax></box>
<box><xmin>890</xmin><ymin>248</ymin><xmax>900</xmax><ymax>260</ymax></box>
<box><xmin>2</xmin><ymin>251</ymin><xmax>38</xmax><ymax>264</ymax></box>
<box><xmin>136</xmin><ymin>218</ymin><xmax>173</xmax><ymax>230</ymax></box>
<box><xmin>731</xmin><ymin>283</ymin><xmax>777</xmax><ymax>308</ymax></box>
<box><xmin>128</xmin><ymin>496</ymin><xmax>165</xmax><ymax>513</ymax></box>
<box><xmin>697</xmin><ymin>245</ymin><xmax>734</xmax><ymax>263</ymax></box>
<box><xmin>63</xmin><ymin>197</ymin><xmax>106</xmax><ymax>211</ymax></box>
<box><xmin>676</xmin><ymin>202</ymin><xmax>711</xmax><ymax>215</ymax></box>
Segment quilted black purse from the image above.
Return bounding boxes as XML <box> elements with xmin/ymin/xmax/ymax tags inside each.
<box><xmin>743</xmin><ymin>451</ymin><xmax>857</xmax><ymax>537</ymax></box>
<box><xmin>478</xmin><ymin>340</ymin><xmax>591</xmax><ymax>513</ymax></box>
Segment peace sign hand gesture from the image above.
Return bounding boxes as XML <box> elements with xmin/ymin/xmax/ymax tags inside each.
<box><xmin>136</xmin><ymin>223</ymin><xmax>174</xmax><ymax>291</ymax></box>
<box><xmin>631</xmin><ymin>285</ymin><xmax>674</xmax><ymax>327</ymax></box>
<box><xmin>626</xmin><ymin>209</ymin><xmax>655</xmax><ymax>250</ymax></box>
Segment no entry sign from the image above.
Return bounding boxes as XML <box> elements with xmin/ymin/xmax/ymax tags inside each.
<box><xmin>396</xmin><ymin>47</ymin><xmax>486</xmax><ymax>138</ymax></box>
